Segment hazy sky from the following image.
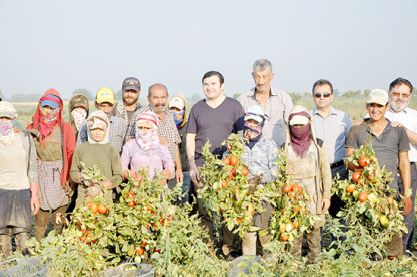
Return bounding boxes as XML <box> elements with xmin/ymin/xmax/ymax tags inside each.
<box><xmin>1</xmin><ymin>0</ymin><xmax>416</xmax><ymax>99</ymax></box>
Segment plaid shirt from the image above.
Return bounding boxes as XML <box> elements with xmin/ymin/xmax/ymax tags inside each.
<box><xmin>78</xmin><ymin>115</ymin><xmax>127</xmax><ymax>154</ymax></box>
<box><xmin>126</xmin><ymin>105</ymin><xmax>181</xmax><ymax>161</ymax></box>
<box><xmin>113</xmin><ymin>100</ymin><xmax>142</xmax><ymax>124</ymax></box>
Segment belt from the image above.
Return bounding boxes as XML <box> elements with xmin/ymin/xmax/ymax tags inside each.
<box><xmin>331</xmin><ymin>160</ymin><xmax>344</xmax><ymax>169</ymax></box>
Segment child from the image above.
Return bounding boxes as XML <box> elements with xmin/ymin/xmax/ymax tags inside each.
<box><xmin>121</xmin><ymin>111</ymin><xmax>174</xmax><ymax>181</ymax></box>
<box><xmin>70</xmin><ymin>110</ymin><xmax>123</xmax><ymax>208</ymax></box>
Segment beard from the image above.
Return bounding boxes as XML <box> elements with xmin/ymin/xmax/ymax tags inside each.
<box><xmin>123</xmin><ymin>95</ymin><xmax>139</xmax><ymax>106</ymax></box>
<box><xmin>390</xmin><ymin>100</ymin><xmax>409</xmax><ymax>112</ymax></box>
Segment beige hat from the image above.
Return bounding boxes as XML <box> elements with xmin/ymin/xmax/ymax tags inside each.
<box><xmin>289</xmin><ymin>105</ymin><xmax>310</xmax><ymax>126</ymax></box>
<box><xmin>367</xmin><ymin>89</ymin><xmax>388</xmax><ymax>106</ymax></box>
<box><xmin>168</xmin><ymin>96</ymin><xmax>185</xmax><ymax>110</ymax></box>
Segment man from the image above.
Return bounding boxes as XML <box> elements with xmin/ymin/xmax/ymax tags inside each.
<box><xmin>127</xmin><ymin>84</ymin><xmax>182</xmax><ymax>187</ymax></box>
<box><xmin>113</xmin><ymin>77</ymin><xmax>142</xmax><ymax>126</ymax></box>
<box><xmin>385</xmin><ymin>78</ymin><xmax>417</xmax><ymax>253</ymax></box>
<box><xmin>237</xmin><ymin>58</ymin><xmax>293</xmax><ymax>147</ymax></box>
<box><xmin>346</xmin><ymin>89</ymin><xmax>412</xmax><ymax>258</ymax></box>
<box><xmin>187</xmin><ymin>71</ymin><xmax>244</xmax><ymax>257</ymax></box>
<box><xmin>311</xmin><ymin>79</ymin><xmax>352</xmax><ymax>217</ymax></box>
<box><xmin>169</xmin><ymin>95</ymin><xmax>191</xmax><ymax>203</ymax></box>
<box><xmin>79</xmin><ymin>87</ymin><xmax>127</xmax><ymax>154</ymax></box>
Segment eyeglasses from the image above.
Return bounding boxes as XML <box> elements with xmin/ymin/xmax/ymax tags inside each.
<box><xmin>391</xmin><ymin>92</ymin><xmax>411</xmax><ymax>98</ymax></box>
<box><xmin>314</xmin><ymin>93</ymin><xmax>332</xmax><ymax>98</ymax></box>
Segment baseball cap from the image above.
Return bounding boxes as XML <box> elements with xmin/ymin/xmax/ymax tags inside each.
<box><xmin>367</xmin><ymin>89</ymin><xmax>388</xmax><ymax>106</ymax></box>
<box><xmin>289</xmin><ymin>105</ymin><xmax>310</xmax><ymax>126</ymax></box>
<box><xmin>122</xmin><ymin>77</ymin><xmax>141</xmax><ymax>92</ymax></box>
<box><xmin>0</xmin><ymin>101</ymin><xmax>17</xmax><ymax>119</ymax></box>
<box><xmin>96</xmin><ymin>87</ymin><xmax>115</xmax><ymax>105</ymax></box>
<box><xmin>244</xmin><ymin>105</ymin><xmax>265</xmax><ymax>123</ymax></box>
<box><xmin>168</xmin><ymin>96</ymin><xmax>185</xmax><ymax>110</ymax></box>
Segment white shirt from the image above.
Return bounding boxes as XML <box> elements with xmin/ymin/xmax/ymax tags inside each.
<box><xmin>385</xmin><ymin>107</ymin><xmax>417</xmax><ymax>162</ymax></box>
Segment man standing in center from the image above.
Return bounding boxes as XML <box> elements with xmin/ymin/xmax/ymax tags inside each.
<box><xmin>310</xmin><ymin>79</ymin><xmax>352</xmax><ymax>217</ymax></box>
<box><xmin>187</xmin><ymin>71</ymin><xmax>244</xmax><ymax>258</ymax></box>
<box><xmin>238</xmin><ymin>58</ymin><xmax>293</xmax><ymax>147</ymax></box>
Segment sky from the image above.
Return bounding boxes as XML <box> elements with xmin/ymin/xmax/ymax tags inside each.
<box><xmin>0</xmin><ymin>0</ymin><xmax>416</xmax><ymax>100</ymax></box>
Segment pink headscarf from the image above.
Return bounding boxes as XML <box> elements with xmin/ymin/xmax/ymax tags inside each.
<box><xmin>135</xmin><ymin>111</ymin><xmax>160</xmax><ymax>150</ymax></box>
<box><xmin>289</xmin><ymin>111</ymin><xmax>312</xmax><ymax>157</ymax></box>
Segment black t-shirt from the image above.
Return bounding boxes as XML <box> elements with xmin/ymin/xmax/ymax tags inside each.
<box><xmin>187</xmin><ymin>97</ymin><xmax>244</xmax><ymax>166</ymax></box>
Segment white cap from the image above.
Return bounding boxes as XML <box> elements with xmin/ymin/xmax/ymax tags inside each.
<box><xmin>367</xmin><ymin>89</ymin><xmax>388</xmax><ymax>106</ymax></box>
<box><xmin>244</xmin><ymin>105</ymin><xmax>265</xmax><ymax>123</ymax></box>
<box><xmin>168</xmin><ymin>96</ymin><xmax>185</xmax><ymax>110</ymax></box>
<box><xmin>289</xmin><ymin>105</ymin><xmax>310</xmax><ymax>126</ymax></box>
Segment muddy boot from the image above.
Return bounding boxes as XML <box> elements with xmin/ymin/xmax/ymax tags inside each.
<box><xmin>15</xmin><ymin>232</ymin><xmax>30</xmax><ymax>255</ymax></box>
<box><xmin>0</xmin><ymin>234</ymin><xmax>13</xmax><ymax>258</ymax></box>
<box><xmin>35</xmin><ymin>210</ymin><xmax>49</xmax><ymax>241</ymax></box>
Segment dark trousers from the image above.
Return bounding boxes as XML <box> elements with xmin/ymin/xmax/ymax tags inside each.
<box><xmin>398</xmin><ymin>162</ymin><xmax>417</xmax><ymax>251</ymax></box>
<box><xmin>34</xmin><ymin>205</ymin><xmax>67</xmax><ymax>241</ymax></box>
<box><xmin>328</xmin><ymin>164</ymin><xmax>348</xmax><ymax>217</ymax></box>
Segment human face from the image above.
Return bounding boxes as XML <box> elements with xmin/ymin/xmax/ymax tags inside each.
<box><xmin>389</xmin><ymin>84</ymin><xmax>412</xmax><ymax>112</ymax></box>
<box><xmin>0</xmin><ymin>117</ymin><xmax>12</xmax><ymax>123</ymax></box>
<box><xmin>123</xmin><ymin>89</ymin><xmax>140</xmax><ymax>106</ymax></box>
<box><xmin>96</xmin><ymin>102</ymin><xmax>114</xmax><ymax>115</ymax></box>
<box><xmin>203</xmin><ymin>76</ymin><xmax>224</xmax><ymax>100</ymax></box>
<box><xmin>90</xmin><ymin>128</ymin><xmax>106</xmax><ymax>142</ymax></box>
<box><xmin>313</xmin><ymin>84</ymin><xmax>333</xmax><ymax>110</ymax></box>
<box><xmin>169</xmin><ymin>107</ymin><xmax>181</xmax><ymax>113</ymax></box>
<box><xmin>40</xmin><ymin>105</ymin><xmax>56</xmax><ymax>116</ymax></box>
<box><xmin>252</xmin><ymin>69</ymin><xmax>274</xmax><ymax>94</ymax></box>
<box><xmin>245</xmin><ymin>118</ymin><xmax>261</xmax><ymax>128</ymax></box>
<box><xmin>366</xmin><ymin>103</ymin><xmax>389</xmax><ymax>122</ymax></box>
<box><xmin>148</xmin><ymin>87</ymin><xmax>168</xmax><ymax>114</ymax></box>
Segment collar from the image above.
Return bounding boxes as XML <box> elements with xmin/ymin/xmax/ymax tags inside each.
<box><xmin>248</xmin><ymin>87</ymin><xmax>280</xmax><ymax>97</ymax></box>
<box><xmin>364</xmin><ymin>118</ymin><xmax>392</xmax><ymax>134</ymax></box>
<box><xmin>312</xmin><ymin>106</ymin><xmax>339</xmax><ymax>117</ymax></box>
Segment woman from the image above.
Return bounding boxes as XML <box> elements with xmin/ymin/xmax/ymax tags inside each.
<box><xmin>239</xmin><ymin>105</ymin><xmax>277</xmax><ymax>256</ymax></box>
<box><xmin>68</xmin><ymin>94</ymin><xmax>89</xmax><ymax>139</ymax></box>
<box><xmin>0</xmin><ymin>101</ymin><xmax>39</xmax><ymax>257</ymax></box>
<box><xmin>70</xmin><ymin>110</ymin><xmax>123</xmax><ymax>208</ymax></box>
<box><xmin>27</xmin><ymin>89</ymin><xmax>76</xmax><ymax>241</ymax></box>
<box><xmin>121</xmin><ymin>111</ymin><xmax>174</xmax><ymax>181</ymax></box>
<box><xmin>283</xmin><ymin>105</ymin><xmax>332</xmax><ymax>263</ymax></box>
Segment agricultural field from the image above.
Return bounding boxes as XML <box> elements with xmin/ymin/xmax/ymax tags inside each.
<box><xmin>2</xmin><ymin>92</ymin><xmax>417</xmax><ymax>276</ymax></box>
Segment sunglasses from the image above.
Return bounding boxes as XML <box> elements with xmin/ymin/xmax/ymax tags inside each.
<box><xmin>314</xmin><ymin>93</ymin><xmax>332</xmax><ymax>98</ymax></box>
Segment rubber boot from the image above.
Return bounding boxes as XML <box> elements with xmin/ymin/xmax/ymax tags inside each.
<box><xmin>0</xmin><ymin>234</ymin><xmax>12</xmax><ymax>258</ymax></box>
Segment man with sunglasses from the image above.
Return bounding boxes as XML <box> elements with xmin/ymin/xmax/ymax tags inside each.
<box><xmin>237</xmin><ymin>59</ymin><xmax>292</xmax><ymax>147</ymax></box>
<box><xmin>311</xmin><ymin>79</ymin><xmax>352</xmax><ymax>218</ymax></box>
<box><xmin>385</xmin><ymin>78</ymin><xmax>417</xmax><ymax>254</ymax></box>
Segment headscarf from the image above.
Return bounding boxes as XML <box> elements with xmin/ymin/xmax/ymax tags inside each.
<box><xmin>288</xmin><ymin>111</ymin><xmax>312</xmax><ymax>157</ymax></box>
<box><xmin>86</xmin><ymin>110</ymin><xmax>110</xmax><ymax>144</ymax></box>
<box><xmin>135</xmin><ymin>111</ymin><xmax>160</xmax><ymax>150</ymax></box>
<box><xmin>27</xmin><ymin>88</ymin><xmax>64</xmax><ymax>144</ymax></box>
<box><xmin>0</xmin><ymin>101</ymin><xmax>18</xmax><ymax>145</ymax></box>
<box><xmin>243</xmin><ymin>105</ymin><xmax>265</xmax><ymax>148</ymax></box>
<box><xmin>69</xmin><ymin>94</ymin><xmax>89</xmax><ymax>131</ymax></box>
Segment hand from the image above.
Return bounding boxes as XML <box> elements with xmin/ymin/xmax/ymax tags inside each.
<box><xmin>176</xmin><ymin>169</ymin><xmax>184</xmax><ymax>183</ymax></box>
<box><xmin>87</xmin><ymin>185</ymin><xmax>101</xmax><ymax>197</ymax></box>
<box><xmin>390</xmin><ymin>121</ymin><xmax>402</xmax><ymax>128</ymax></box>
<box><xmin>189</xmin><ymin>164</ymin><xmax>200</xmax><ymax>185</ymax></box>
<box><xmin>31</xmin><ymin>193</ymin><xmax>40</xmax><ymax>215</ymax></box>
<box><xmin>103</xmin><ymin>179</ymin><xmax>113</xmax><ymax>189</ymax></box>
<box><xmin>403</xmin><ymin>196</ymin><xmax>412</xmax><ymax>216</ymax></box>
<box><xmin>322</xmin><ymin>198</ymin><xmax>331</xmax><ymax>213</ymax></box>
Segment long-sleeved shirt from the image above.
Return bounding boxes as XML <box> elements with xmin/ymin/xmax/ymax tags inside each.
<box><xmin>121</xmin><ymin>139</ymin><xmax>174</xmax><ymax>179</ymax></box>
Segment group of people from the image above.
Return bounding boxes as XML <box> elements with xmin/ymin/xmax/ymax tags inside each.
<box><xmin>0</xmin><ymin>59</ymin><xmax>415</xmax><ymax>263</ymax></box>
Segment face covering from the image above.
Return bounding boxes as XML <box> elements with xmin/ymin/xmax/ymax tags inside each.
<box><xmin>71</xmin><ymin>108</ymin><xmax>88</xmax><ymax>131</ymax></box>
<box><xmin>136</xmin><ymin>127</ymin><xmax>160</xmax><ymax>151</ymax></box>
<box><xmin>290</xmin><ymin>124</ymin><xmax>311</xmax><ymax>157</ymax></box>
<box><xmin>173</xmin><ymin>110</ymin><xmax>186</xmax><ymax>128</ymax></box>
<box><xmin>0</xmin><ymin>121</ymin><xmax>16</xmax><ymax>144</ymax></box>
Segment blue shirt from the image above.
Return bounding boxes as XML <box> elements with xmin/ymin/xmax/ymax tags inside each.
<box><xmin>311</xmin><ymin>107</ymin><xmax>352</xmax><ymax>163</ymax></box>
